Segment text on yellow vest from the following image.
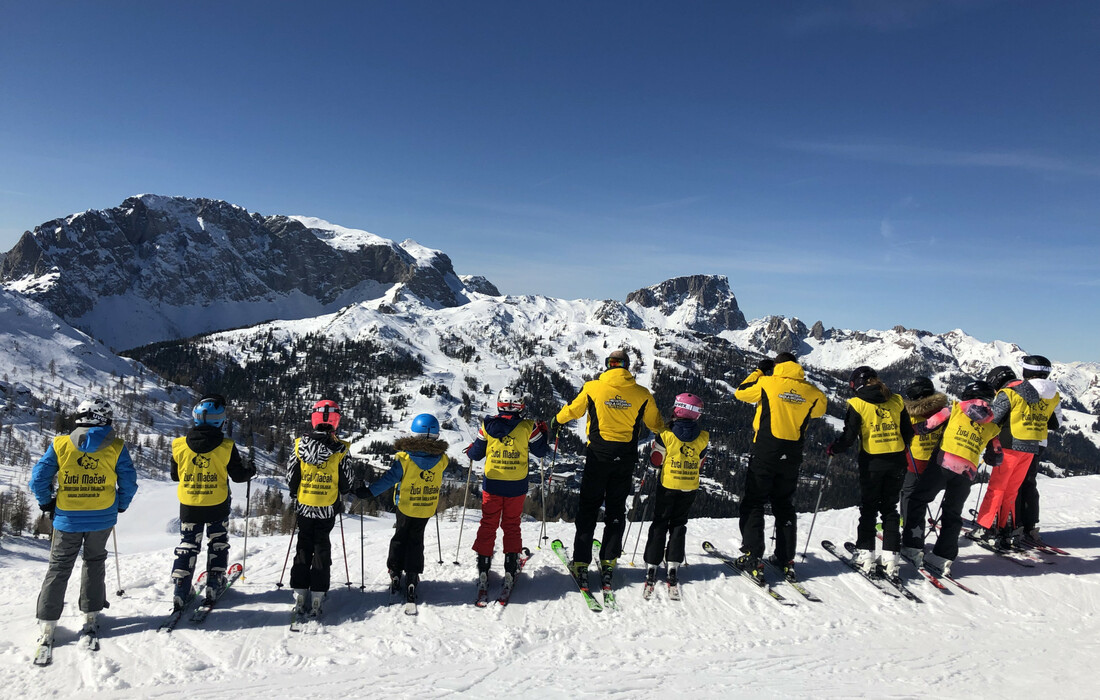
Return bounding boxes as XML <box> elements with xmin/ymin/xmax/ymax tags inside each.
<box><xmin>849</xmin><ymin>394</ymin><xmax>906</xmax><ymax>455</ymax></box>
<box><xmin>53</xmin><ymin>434</ymin><xmax>123</xmax><ymax>511</ymax></box>
<box><xmin>659</xmin><ymin>429</ymin><xmax>710</xmax><ymax>491</ymax></box>
<box><xmin>1006</xmin><ymin>389</ymin><xmax>1060</xmax><ymax>442</ymax></box>
<box><xmin>939</xmin><ymin>402</ymin><xmax>1001</xmax><ymax>465</ymax></box>
<box><xmin>396</xmin><ymin>451</ymin><xmax>449</xmax><ymax>518</ymax></box>
<box><xmin>483</xmin><ymin>420</ymin><xmax>534</xmax><ymax>481</ymax></box>
<box><xmin>174</xmin><ymin>436</ymin><xmax>234</xmax><ymax>506</ymax></box>
<box><xmin>295</xmin><ymin>437</ymin><xmax>349</xmax><ymax>507</ymax></box>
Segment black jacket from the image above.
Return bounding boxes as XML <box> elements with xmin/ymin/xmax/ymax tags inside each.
<box><xmin>171</xmin><ymin>425</ymin><xmax>253</xmax><ymax>523</ymax></box>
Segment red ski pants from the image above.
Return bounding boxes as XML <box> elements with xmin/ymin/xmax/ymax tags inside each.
<box><xmin>472</xmin><ymin>492</ymin><xmax>526</xmax><ymax>556</ymax></box>
<box><xmin>975</xmin><ymin>449</ymin><xmax>1034</xmax><ymax>530</ymax></box>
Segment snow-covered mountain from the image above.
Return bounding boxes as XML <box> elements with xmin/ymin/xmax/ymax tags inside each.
<box><xmin>0</xmin><ymin>195</ymin><xmax>495</xmax><ymax>350</ymax></box>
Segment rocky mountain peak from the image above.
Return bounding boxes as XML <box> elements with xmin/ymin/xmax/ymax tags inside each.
<box><xmin>625</xmin><ymin>274</ymin><xmax>748</xmax><ymax>333</ymax></box>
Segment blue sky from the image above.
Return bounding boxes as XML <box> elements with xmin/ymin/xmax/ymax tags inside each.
<box><xmin>2</xmin><ymin>1</ymin><xmax>1098</xmax><ymax>362</ymax></box>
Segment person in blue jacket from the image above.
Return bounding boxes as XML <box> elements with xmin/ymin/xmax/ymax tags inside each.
<box><xmin>30</xmin><ymin>397</ymin><xmax>138</xmax><ymax>645</ymax></box>
<box><xmin>356</xmin><ymin>414</ymin><xmax>449</xmax><ymax>605</ymax></box>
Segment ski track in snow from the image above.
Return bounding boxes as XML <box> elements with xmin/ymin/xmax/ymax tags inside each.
<box><xmin>2</xmin><ymin>478</ymin><xmax>1100</xmax><ymax>699</ymax></box>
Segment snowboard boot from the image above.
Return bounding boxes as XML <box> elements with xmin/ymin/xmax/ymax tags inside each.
<box><xmin>37</xmin><ymin>620</ymin><xmax>57</xmax><ymax>646</ymax></box>
<box><xmin>406</xmin><ymin>574</ymin><xmax>420</xmax><ymax>604</ymax></box>
<box><xmin>569</xmin><ymin>560</ymin><xmax>590</xmax><ymax>590</ymax></box>
<box><xmin>503</xmin><ymin>552</ymin><xmax>520</xmax><ymax>588</ymax></box>
<box><xmin>476</xmin><ymin>555</ymin><xmax>492</xmax><ymax>593</ymax></box>
<box><xmin>599</xmin><ymin>559</ymin><xmax>616</xmax><ymax>590</ymax></box>
<box><xmin>293</xmin><ymin>588</ymin><xmax>309</xmax><ymax>614</ymax></box>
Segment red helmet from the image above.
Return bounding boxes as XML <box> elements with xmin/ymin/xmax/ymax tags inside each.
<box><xmin>311</xmin><ymin>399</ymin><xmax>341</xmax><ymax>431</ymax></box>
<box><xmin>672</xmin><ymin>393</ymin><xmax>703</xmax><ymax>420</ymax></box>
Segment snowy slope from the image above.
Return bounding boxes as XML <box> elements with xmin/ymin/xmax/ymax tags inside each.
<box><xmin>1</xmin><ymin>475</ymin><xmax>1098</xmax><ymax>698</ymax></box>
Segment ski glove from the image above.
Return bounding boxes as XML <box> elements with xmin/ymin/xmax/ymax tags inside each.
<box><xmin>354</xmin><ymin>485</ymin><xmax>373</xmax><ymax>500</ymax></box>
<box><xmin>40</xmin><ymin>498</ymin><xmax>56</xmax><ymax>519</ymax></box>
<box><xmin>549</xmin><ymin>417</ymin><xmax>565</xmax><ymax>440</ymax></box>
<box><xmin>757</xmin><ymin>358</ymin><xmax>775</xmax><ymax>375</ymax></box>
<box><xmin>984</xmin><ymin>440</ymin><xmax>1004</xmax><ymax>467</ymax></box>
<box><xmin>825</xmin><ymin>442</ymin><xmax>841</xmax><ymax>457</ymax></box>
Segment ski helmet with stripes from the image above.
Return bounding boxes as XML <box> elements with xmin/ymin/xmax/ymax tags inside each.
<box><xmin>496</xmin><ymin>387</ymin><xmax>525</xmax><ymax>414</ymax></box>
<box><xmin>1021</xmin><ymin>355</ymin><xmax>1052</xmax><ymax>379</ymax></box>
<box><xmin>672</xmin><ymin>393</ymin><xmax>703</xmax><ymax>420</ymax></box>
<box><xmin>75</xmin><ymin>397</ymin><xmax>113</xmax><ymax>426</ymax></box>
<box><xmin>411</xmin><ymin>413</ymin><xmax>440</xmax><ymax>437</ymax></box>
<box><xmin>192</xmin><ymin>394</ymin><xmax>227</xmax><ymax>428</ymax></box>
<box><xmin>311</xmin><ymin>399</ymin><xmax>341</xmax><ymax>431</ymax></box>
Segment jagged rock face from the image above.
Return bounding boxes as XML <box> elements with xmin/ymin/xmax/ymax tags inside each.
<box><xmin>625</xmin><ymin>275</ymin><xmax>747</xmax><ymax>333</ymax></box>
<box><xmin>594</xmin><ymin>300</ymin><xmax>646</xmax><ymax>329</ymax></box>
<box><xmin>0</xmin><ymin>195</ymin><xmax>472</xmax><ymax>349</ymax></box>
<box><xmin>460</xmin><ymin>275</ymin><xmax>501</xmax><ymax>296</ymax></box>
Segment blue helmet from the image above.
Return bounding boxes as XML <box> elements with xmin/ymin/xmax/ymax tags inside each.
<box><xmin>192</xmin><ymin>394</ymin><xmax>227</xmax><ymax>428</ymax></box>
<box><xmin>410</xmin><ymin>413</ymin><xmax>440</xmax><ymax>437</ymax></box>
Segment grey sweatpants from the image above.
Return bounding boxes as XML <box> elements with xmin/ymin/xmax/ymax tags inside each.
<box><xmin>36</xmin><ymin>527</ymin><xmax>112</xmax><ymax>622</ymax></box>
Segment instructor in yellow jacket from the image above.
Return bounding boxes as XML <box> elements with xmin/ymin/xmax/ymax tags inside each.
<box><xmin>733</xmin><ymin>352</ymin><xmax>826</xmax><ymax>583</ymax></box>
<box><xmin>553</xmin><ymin>349</ymin><xmax>665</xmax><ymax>590</ymax></box>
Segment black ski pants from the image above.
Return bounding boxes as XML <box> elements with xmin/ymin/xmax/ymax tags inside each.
<box><xmin>290</xmin><ymin>515</ymin><xmax>335</xmax><ymax>592</ymax></box>
<box><xmin>902</xmin><ymin>463</ymin><xmax>973</xmax><ymax>561</ymax></box>
<box><xmin>387</xmin><ymin>512</ymin><xmax>430</xmax><ymax>576</ymax></box>
<box><xmin>856</xmin><ymin>466</ymin><xmax>905</xmax><ymax>552</ymax></box>
<box><xmin>573</xmin><ymin>448</ymin><xmax>635</xmax><ymax>564</ymax></box>
<box><xmin>1015</xmin><ymin>451</ymin><xmax>1042</xmax><ymax>531</ymax></box>
<box><xmin>643</xmin><ymin>484</ymin><xmax>698</xmax><ymax>566</ymax></box>
<box><xmin>739</xmin><ymin>448</ymin><xmax>800</xmax><ymax>562</ymax></box>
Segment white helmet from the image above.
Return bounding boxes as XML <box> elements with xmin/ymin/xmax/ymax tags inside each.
<box><xmin>75</xmin><ymin>398</ymin><xmax>113</xmax><ymax>426</ymax></box>
<box><xmin>496</xmin><ymin>387</ymin><xmax>525</xmax><ymax>413</ymax></box>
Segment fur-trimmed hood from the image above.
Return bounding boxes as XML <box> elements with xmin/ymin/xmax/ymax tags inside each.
<box><xmin>393</xmin><ymin>436</ymin><xmax>449</xmax><ymax>456</ymax></box>
<box><xmin>905</xmin><ymin>392</ymin><xmax>949</xmax><ymax>421</ymax></box>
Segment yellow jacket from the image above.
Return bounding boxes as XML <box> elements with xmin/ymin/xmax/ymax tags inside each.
<box><xmin>556</xmin><ymin>368</ymin><xmax>666</xmax><ymax>455</ymax></box>
<box><xmin>735</xmin><ymin>361</ymin><xmax>827</xmax><ymax>445</ymax></box>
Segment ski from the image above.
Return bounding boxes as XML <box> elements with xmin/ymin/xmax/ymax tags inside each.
<box><xmin>550</xmin><ymin>539</ymin><xmax>602</xmax><ymax>612</ymax></box>
<box><xmin>1021</xmin><ymin>536</ymin><xmax>1071</xmax><ymax>556</ymax></box>
<box><xmin>762</xmin><ymin>558</ymin><xmax>822</xmax><ymax>602</ymax></box>
<box><xmin>843</xmin><ymin>542</ymin><xmax>922</xmax><ymax>603</ymax></box>
<box><xmin>667</xmin><ymin>580</ymin><xmax>682</xmax><ymax>601</ymax></box>
<box><xmin>821</xmin><ymin>540</ymin><xmax>901</xmax><ymax>599</ymax></box>
<box><xmin>32</xmin><ymin>639</ymin><xmax>53</xmax><ymax>666</ymax></box>
<box><xmin>157</xmin><ymin>583</ymin><xmax>205</xmax><ymax>633</ymax></box>
<box><xmin>592</xmin><ymin>540</ymin><xmax>617</xmax><ymax>611</ymax></box>
<box><xmin>190</xmin><ymin>562</ymin><xmax>244</xmax><ymax>624</ymax></box>
<box><xmin>701</xmin><ymin>541</ymin><xmax>795</xmax><ymax>606</ymax></box>
<box><xmin>496</xmin><ymin>548</ymin><xmax>532</xmax><ymax>607</ymax></box>
<box><xmin>962</xmin><ymin>530</ymin><xmax>1040</xmax><ymax>567</ymax></box>
<box><xmin>291</xmin><ymin>605</ymin><xmax>324</xmax><ymax>632</ymax></box>
<box><xmin>881</xmin><ymin>535</ymin><xmax>949</xmax><ymax>594</ymax></box>
<box><xmin>642</xmin><ymin>580</ymin><xmax>656</xmax><ymax>600</ymax></box>
<box><xmin>920</xmin><ymin>559</ymin><xmax>980</xmax><ymax>596</ymax></box>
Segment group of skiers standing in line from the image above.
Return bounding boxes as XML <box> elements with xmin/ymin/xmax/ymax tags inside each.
<box><xmin>26</xmin><ymin>347</ymin><xmax>1062</xmax><ymax>645</ymax></box>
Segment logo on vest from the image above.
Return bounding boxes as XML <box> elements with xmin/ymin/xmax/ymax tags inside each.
<box><xmin>419</xmin><ymin>469</ymin><xmax>437</xmax><ymax>483</ymax></box>
<box><xmin>78</xmin><ymin>453</ymin><xmax>101</xmax><ymax>470</ymax></box>
<box><xmin>501</xmin><ymin>435</ymin><xmax>516</xmax><ymax>447</ymax></box>
<box><xmin>605</xmin><ymin>395</ymin><xmax>632</xmax><ymax>410</ymax></box>
<box><xmin>191</xmin><ymin>453</ymin><xmax>211</xmax><ymax>469</ymax></box>
<box><xmin>679</xmin><ymin>444</ymin><xmax>697</xmax><ymax>458</ymax></box>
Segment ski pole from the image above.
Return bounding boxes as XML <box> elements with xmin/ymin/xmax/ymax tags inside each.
<box><xmin>435</xmin><ymin>510</ymin><xmax>444</xmax><ymax>565</ymax></box>
<box><xmin>629</xmin><ymin>467</ymin><xmax>659</xmax><ymax>565</ymax></box>
<box><xmin>338</xmin><ymin>508</ymin><xmax>352</xmax><ymax>588</ymax></box>
<box><xmin>800</xmin><ymin>456</ymin><xmax>833</xmax><ymax>562</ymax></box>
<box><xmin>624</xmin><ymin>465</ymin><xmax>650</xmax><ymax>551</ymax></box>
<box><xmin>540</xmin><ymin>437</ymin><xmax>560</xmax><ymax>547</ymax></box>
<box><xmin>111</xmin><ymin>526</ymin><xmax>124</xmax><ymax>597</ymax></box>
<box><xmin>452</xmin><ymin>458</ymin><xmax>476</xmax><ymax>565</ymax></box>
<box><xmin>359</xmin><ymin>498</ymin><xmax>366</xmax><ymax>590</ymax></box>
<box><xmin>241</xmin><ymin>478</ymin><xmax>252</xmax><ymax>581</ymax></box>
<box><xmin>276</xmin><ymin>512</ymin><xmax>297</xmax><ymax>589</ymax></box>
<box><xmin>973</xmin><ymin>461</ymin><xmax>988</xmax><ymax>514</ymax></box>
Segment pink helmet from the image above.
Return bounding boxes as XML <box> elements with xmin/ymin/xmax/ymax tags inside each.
<box><xmin>672</xmin><ymin>393</ymin><xmax>703</xmax><ymax>420</ymax></box>
<box><xmin>311</xmin><ymin>399</ymin><xmax>341</xmax><ymax>431</ymax></box>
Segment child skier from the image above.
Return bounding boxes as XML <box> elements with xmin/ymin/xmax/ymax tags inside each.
<box><xmin>641</xmin><ymin>393</ymin><xmax>709</xmax><ymax>597</ymax></box>
<box><xmin>901</xmin><ymin>380</ymin><xmax>1003</xmax><ymax>575</ymax></box>
<box><xmin>286</xmin><ymin>399</ymin><xmax>353</xmax><ymax>617</ymax></box>
<box><xmin>30</xmin><ymin>397</ymin><xmax>137</xmax><ymax>653</ymax></box>
<box><xmin>464</xmin><ymin>388</ymin><xmax>549</xmax><ymax>599</ymax></box>
<box><xmin>170</xmin><ymin>394</ymin><xmax>254</xmax><ymax>611</ymax></box>
<box><xmin>898</xmin><ymin>377</ymin><xmax>949</xmax><ymax>525</ymax></box>
<box><xmin>357</xmin><ymin>413</ymin><xmax>449</xmax><ymax>607</ymax></box>
<box><xmin>827</xmin><ymin>367</ymin><xmax>913</xmax><ymax>580</ymax></box>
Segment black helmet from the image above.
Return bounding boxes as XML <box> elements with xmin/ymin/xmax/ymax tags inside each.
<box><xmin>961</xmin><ymin>380</ymin><xmax>995</xmax><ymax>402</ymax></box>
<box><xmin>1021</xmin><ymin>354</ymin><xmax>1052</xmax><ymax>379</ymax></box>
<box><xmin>848</xmin><ymin>366</ymin><xmax>877</xmax><ymax>391</ymax></box>
<box><xmin>985</xmin><ymin>366</ymin><xmax>1017</xmax><ymax>391</ymax></box>
<box><xmin>905</xmin><ymin>377</ymin><xmax>935</xmax><ymax>401</ymax></box>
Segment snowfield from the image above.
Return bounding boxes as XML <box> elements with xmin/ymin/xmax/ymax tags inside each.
<box><xmin>2</xmin><ymin>475</ymin><xmax>1099</xmax><ymax>699</ymax></box>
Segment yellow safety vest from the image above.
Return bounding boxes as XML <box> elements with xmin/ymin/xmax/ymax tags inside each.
<box><xmin>483</xmin><ymin>421</ymin><xmax>534</xmax><ymax>481</ymax></box>
<box><xmin>939</xmin><ymin>402</ymin><xmax>1000</xmax><ymax>465</ymax></box>
<box><xmin>396</xmin><ymin>451</ymin><xmax>449</xmax><ymax>518</ymax></box>
<box><xmin>173</xmin><ymin>437</ymin><xmax>234</xmax><ymax>506</ymax></box>
<box><xmin>909</xmin><ymin>425</ymin><xmax>945</xmax><ymax>462</ymax></box>
<box><xmin>295</xmin><ymin>437</ymin><xmax>349</xmax><ymax>507</ymax></box>
<box><xmin>659</xmin><ymin>429</ymin><xmax>710</xmax><ymax>491</ymax></box>
<box><xmin>1006</xmin><ymin>389</ymin><xmax>1060</xmax><ymax>442</ymax></box>
<box><xmin>53</xmin><ymin>434</ymin><xmax>122</xmax><ymax>511</ymax></box>
<box><xmin>849</xmin><ymin>395</ymin><xmax>906</xmax><ymax>455</ymax></box>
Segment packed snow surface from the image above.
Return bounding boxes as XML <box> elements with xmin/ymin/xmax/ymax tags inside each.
<box><xmin>1</xmin><ymin>475</ymin><xmax>1099</xmax><ymax>699</ymax></box>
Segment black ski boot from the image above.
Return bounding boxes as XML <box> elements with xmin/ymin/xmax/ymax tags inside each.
<box><xmin>503</xmin><ymin>552</ymin><xmax>520</xmax><ymax>588</ymax></box>
<box><xmin>477</xmin><ymin>555</ymin><xmax>492</xmax><ymax>592</ymax></box>
<box><xmin>388</xmin><ymin>569</ymin><xmax>403</xmax><ymax>595</ymax></box>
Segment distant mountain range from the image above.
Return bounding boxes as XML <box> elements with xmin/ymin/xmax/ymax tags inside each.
<box><xmin>1</xmin><ymin>195</ymin><xmax>1097</xmax><ymax>492</ymax></box>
